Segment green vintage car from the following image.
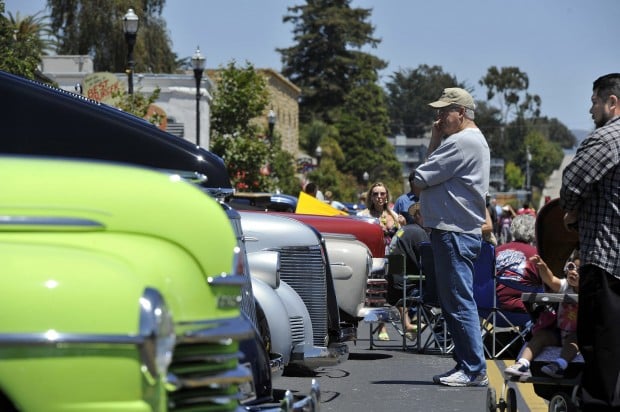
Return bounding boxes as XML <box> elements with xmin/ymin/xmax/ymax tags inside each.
<box><xmin>0</xmin><ymin>157</ymin><xmax>253</xmax><ymax>411</ymax></box>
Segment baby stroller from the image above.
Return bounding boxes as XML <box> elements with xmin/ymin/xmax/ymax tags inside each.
<box><xmin>488</xmin><ymin>199</ymin><xmax>583</xmax><ymax>412</ymax></box>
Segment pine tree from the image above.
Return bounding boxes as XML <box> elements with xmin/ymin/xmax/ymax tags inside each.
<box><xmin>279</xmin><ymin>0</ymin><xmax>400</xmax><ymax>188</ymax></box>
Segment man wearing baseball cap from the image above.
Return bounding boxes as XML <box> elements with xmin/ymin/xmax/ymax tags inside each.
<box><xmin>412</xmin><ymin>87</ymin><xmax>491</xmax><ymax>387</ymax></box>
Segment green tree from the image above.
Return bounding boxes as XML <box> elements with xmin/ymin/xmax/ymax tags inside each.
<box><xmin>479</xmin><ymin>66</ymin><xmax>541</xmax><ymax>124</ymax></box>
<box><xmin>46</xmin><ymin>0</ymin><xmax>176</xmax><ymax>73</ymax></box>
<box><xmin>335</xmin><ymin>64</ymin><xmax>401</xmax><ymax>188</ymax></box>
<box><xmin>210</xmin><ymin>61</ymin><xmax>269</xmax><ymax>137</ymax></box>
<box><xmin>529</xmin><ymin>116</ymin><xmax>577</xmax><ymax>149</ymax></box>
<box><xmin>210</xmin><ymin>61</ymin><xmax>298</xmax><ymax>193</ymax></box>
<box><xmin>280</xmin><ymin>0</ymin><xmax>400</xmax><ymax>189</ymax></box>
<box><xmin>111</xmin><ymin>87</ymin><xmax>162</xmax><ymax>127</ymax></box>
<box><xmin>279</xmin><ymin>0</ymin><xmax>386</xmax><ymax>124</ymax></box>
<box><xmin>385</xmin><ymin>64</ymin><xmax>464</xmax><ymax>138</ymax></box>
<box><xmin>504</xmin><ymin>161</ymin><xmax>524</xmax><ymax>191</ymax></box>
<box><xmin>0</xmin><ymin>3</ymin><xmax>49</xmax><ymax>79</ymax></box>
<box><xmin>474</xmin><ymin>100</ymin><xmax>504</xmax><ymax>157</ymax></box>
<box><xmin>524</xmin><ymin>130</ymin><xmax>563</xmax><ymax>189</ymax></box>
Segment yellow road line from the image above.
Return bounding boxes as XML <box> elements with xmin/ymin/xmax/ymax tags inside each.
<box><xmin>488</xmin><ymin>359</ymin><xmax>548</xmax><ymax>411</ymax></box>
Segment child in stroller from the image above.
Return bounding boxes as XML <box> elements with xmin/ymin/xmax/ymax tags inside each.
<box><xmin>504</xmin><ymin>254</ymin><xmax>580</xmax><ymax>379</ymax></box>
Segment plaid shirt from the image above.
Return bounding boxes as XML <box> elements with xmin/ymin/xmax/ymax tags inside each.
<box><xmin>560</xmin><ymin>115</ymin><xmax>620</xmax><ymax>278</ymax></box>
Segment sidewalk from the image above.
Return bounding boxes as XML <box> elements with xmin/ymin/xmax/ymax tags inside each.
<box><xmin>539</xmin><ymin>153</ymin><xmax>574</xmax><ymax>209</ymax></box>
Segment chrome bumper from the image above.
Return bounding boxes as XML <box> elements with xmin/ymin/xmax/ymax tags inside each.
<box><xmin>289</xmin><ymin>340</ymin><xmax>349</xmax><ymax>370</ymax></box>
<box><xmin>358</xmin><ymin>306</ymin><xmax>401</xmax><ymax>323</ymax></box>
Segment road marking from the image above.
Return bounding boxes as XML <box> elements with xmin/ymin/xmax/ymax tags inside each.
<box><xmin>488</xmin><ymin>359</ymin><xmax>548</xmax><ymax>411</ymax></box>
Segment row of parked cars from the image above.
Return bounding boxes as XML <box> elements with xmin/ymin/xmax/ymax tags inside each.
<box><xmin>0</xmin><ymin>70</ymin><xmax>390</xmax><ymax>411</ymax></box>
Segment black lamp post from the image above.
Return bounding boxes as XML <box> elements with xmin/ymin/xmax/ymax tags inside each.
<box><xmin>525</xmin><ymin>145</ymin><xmax>532</xmax><ymax>202</ymax></box>
<box><xmin>122</xmin><ymin>8</ymin><xmax>139</xmax><ymax>95</ymax></box>
<box><xmin>315</xmin><ymin>145</ymin><xmax>322</xmax><ymax>167</ymax></box>
<box><xmin>363</xmin><ymin>171</ymin><xmax>369</xmax><ymax>188</ymax></box>
<box><xmin>191</xmin><ymin>47</ymin><xmax>206</xmax><ymax>147</ymax></box>
<box><xmin>267</xmin><ymin>109</ymin><xmax>276</xmax><ymax>143</ymax></box>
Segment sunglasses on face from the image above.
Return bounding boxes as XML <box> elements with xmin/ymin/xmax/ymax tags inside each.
<box><xmin>372</xmin><ymin>191</ymin><xmax>387</xmax><ymax>197</ymax></box>
<box><xmin>436</xmin><ymin>105</ymin><xmax>462</xmax><ymax>117</ymax></box>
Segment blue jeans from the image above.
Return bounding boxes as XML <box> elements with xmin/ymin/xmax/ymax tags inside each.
<box><xmin>431</xmin><ymin>229</ymin><xmax>486</xmax><ymax>375</ymax></box>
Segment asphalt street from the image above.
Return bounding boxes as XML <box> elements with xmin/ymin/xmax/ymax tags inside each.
<box><xmin>271</xmin><ymin>323</ymin><xmax>489</xmax><ymax>412</ymax></box>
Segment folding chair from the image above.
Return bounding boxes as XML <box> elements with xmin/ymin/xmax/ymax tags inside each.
<box><xmin>384</xmin><ymin>253</ymin><xmax>423</xmax><ymax>351</ymax></box>
<box><xmin>414</xmin><ymin>242</ymin><xmax>453</xmax><ymax>354</ymax></box>
<box><xmin>473</xmin><ymin>241</ymin><xmax>534</xmax><ymax>359</ymax></box>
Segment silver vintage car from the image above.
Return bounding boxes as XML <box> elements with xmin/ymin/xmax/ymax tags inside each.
<box><xmin>239</xmin><ymin>211</ymin><xmax>351</xmax><ymax>373</ymax></box>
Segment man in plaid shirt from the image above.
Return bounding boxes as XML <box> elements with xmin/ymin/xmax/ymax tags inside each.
<box><xmin>560</xmin><ymin>73</ymin><xmax>620</xmax><ymax>412</ymax></box>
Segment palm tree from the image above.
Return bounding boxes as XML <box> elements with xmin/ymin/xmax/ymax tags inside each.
<box><xmin>7</xmin><ymin>10</ymin><xmax>57</xmax><ymax>56</ymax></box>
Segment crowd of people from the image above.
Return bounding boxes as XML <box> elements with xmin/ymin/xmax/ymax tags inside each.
<box><xmin>349</xmin><ymin>74</ymin><xmax>620</xmax><ymax>411</ymax></box>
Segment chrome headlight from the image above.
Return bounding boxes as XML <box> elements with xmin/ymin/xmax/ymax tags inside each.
<box><xmin>139</xmin><ymin>288</ymin><xmax>176</xmax><ymax>379</ymax></box>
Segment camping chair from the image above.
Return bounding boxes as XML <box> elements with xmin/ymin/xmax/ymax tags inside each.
<box><xmin>384</xmin><ymin>253</ymin><xmax>424</xmax><ymax>351</ymax></box>
<box><xmin>414</xmin><ymin>242</ymin><xmax>453</xmax><ymax>354</ymax></box>
<box><xmin>473</xmin><ymin>241</ymin><xmax>534</xmax><ymax>359</ymax></box>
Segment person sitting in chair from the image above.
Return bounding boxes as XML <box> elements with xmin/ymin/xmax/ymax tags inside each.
<box><xmin>504</xmin><ymin>254</ymin><xmax>580</xmax><ymax>378</ymax></box>
<box><xmin>387</xmin><ymin>203</ymin><xmax>429</xmax><ymax>340</ymax></box>
<box><xmin>495</xmin><ymin>214</ymin><xmax>544</xmax><ymax>313</ymax></box>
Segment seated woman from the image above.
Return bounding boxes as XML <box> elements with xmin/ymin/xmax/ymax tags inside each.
<box><xmin>504</xmin><ymin>254</ymin><xmax>580</xmax><ymax>378</ymax></box>
<box><xmin>495</xmin><ymin>214</ymin><xmax>544</xmax><ymax>313</ymax></box>
<box><xmin>387</xmin><ymin>203</ymin><xmax>429</xmax><ymax>340</ymax></box>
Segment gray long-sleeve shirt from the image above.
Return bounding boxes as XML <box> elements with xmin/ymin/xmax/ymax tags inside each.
<box><xmin>414</xmin><ymin>127</ymin><xmax>490</xmax><ymax>234</ymax></box>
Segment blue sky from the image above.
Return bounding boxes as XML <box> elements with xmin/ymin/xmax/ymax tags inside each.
<box><xmin>5</xmin><ymin>0</ymin><xmax>619</xmax><ymax>132</ymax></box>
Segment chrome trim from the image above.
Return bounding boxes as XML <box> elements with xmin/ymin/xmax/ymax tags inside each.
<box><xmin>281</xmin><ymin>379</ymin><xmax>321</xmax><ymax>412</ymax></box>
<box><xmin>0</xmin><ymin>215</ymin><xmax>103</xmax><ymax>229</ymax></box>
<box><xmin>0</xmin><ymin>332</ymin><xmax>144</xmax><ymax>346</ymax></box>
<box><xmin>204</xmin><ymin>187</ymin><xmax>235</xmax><ymax>201</ymax></box>
<box><xmin>167</xmin><ymin>364</ymin><xmax>253</xmax><ymax>390</ymax></box>
<box><xmin>176</xmin><ymin>317</ymin><xmax>255</xmax><ymax>344</ymax></box>
<box><xmin>139</xmin><ymin>288</ymin><xmax>175</xmax><ymax>378</ymax></box>
<box><xmin>290</xmin><ymin>341</ymin><xmax>349</xmax><ymax>370</ymax></box>
<box><xmin>270</xmin><ymin>352</ymin><xmax>285</xmax><ymax>378</ymax></box>
<box><xmin>208</xmin><ymin>273</ymin><xmax>247</xmax><ymax>287</ymax></box>
<box><xmin>359</xmin><ymin>306</ymin><xmax>400</xmax><ymax>323</ymax></box>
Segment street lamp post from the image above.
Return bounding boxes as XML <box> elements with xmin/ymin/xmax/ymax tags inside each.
<box><xmin>315</xmin><ymin>145</ymin><xmax>322</xmax><ymax>167</ymax></box>
<box><xmin>191</xmin><ymin>47</ymin><xmax>206</xmax><ymax>147</ymax></box>
<box><xmin>122</xmin><ymin>8</ymin><xmax>139</xmax><ymax>95</ymax></box>
<box><xmin>267</xmin><ymin>109</ymin><xmax>276</xmax><ymax>143</ymax></box>
<box><xmin>525</xmin><ymin>145</ymin><xmax>532</xmax><ymax>202</ymax></box>
<box><xmin>361</xmin><ymin>171</ymin><xmax>370</xmax><ymax>206</ymax></box>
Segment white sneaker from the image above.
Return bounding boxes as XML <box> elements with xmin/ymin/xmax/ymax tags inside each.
<box><xmin>439</xmin><ymin>370</ymin><xmax>489</xmax><ymax>387</ymax></box>
<box><xmin>504</xmin><ymin>363</ymin><xmax>531</xmax><ymax>378</ymax></box>
<box><xmin>432</xmin><ymin>367</ymin><xmax>460</xmax><ymax>384</ymax></box>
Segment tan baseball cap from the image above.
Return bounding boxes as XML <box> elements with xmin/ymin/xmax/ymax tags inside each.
<box><xmin>428</xmin><ymin>87</ymin><xmax>475</xmax><ymax>110</ymax></box>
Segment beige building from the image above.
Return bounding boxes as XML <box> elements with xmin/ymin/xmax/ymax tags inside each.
<box><xmin>259</xmin><ymin>68</ymin><xmax>301</xmax><ymax>156</ymax></box>
<box><xmin>39</xmin><ymin>56</ymin><xmax>300</xmax><ymax>157</ymax></box>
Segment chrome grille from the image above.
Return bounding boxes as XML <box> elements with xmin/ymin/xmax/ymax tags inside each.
<box><xmin>167</xmin><ymin>317</ymin><xmax>254</xmax><ymax>411</ymax></box>
<box><xmin>289</xmin><ymin>316</ymin><xmax>305</xmax><ymax>345</ymax></box>
<box><xmin>278</xmin><ymin>245</ymin><xmax>328</xmax><ymax>347</ymax></box>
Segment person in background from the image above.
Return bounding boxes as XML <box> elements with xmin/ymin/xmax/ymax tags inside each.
<box><xmin>393</xmin><ymin>171</ymin><xmax>419</xmax><ymax>225</ymax></box>
<box><xmin>517</xmin><ymin>202</ymin><xmax>536</xmax><ymax>217</ymax></box>
<box><xmin>358</xmin><ymin>182</ymin><xmax>405</xmax><ymax>341</ymax></box>
<box><xmin>504</xmin><ymin>255</ymin><xmax>580</xmax><ymax>379</ymax></box>
<box><xmin>413</xmin><ymin>87</ymin><xmax>490</xmax><ymax>387</ymax></box>
<box><xmin>560</xmin><ymin>73</ymin><xmax>620</xmax><ymax>411</ymax></box>
<box><xmin>498</xmin><ymin>205</ymin><xmax>516</xmax><ymax>245</ymax></box>
<box><xmin>495</xmin><ymin>214</ymin><xmax>543</xmax><ymax>313</ymax></box>
<box><xmin>387</xmin><ymin>203</ymin><xmax>429</xmax><ymax>340</ymax></box>
<box><xmin>358</xmin><ymin>182</ymin><xmax>405</xmax><ymax>249</ymax></box>
<box><xmin>304</xmin><ymin>182</ymin><xmax>324</xmax><ymax>201</ymax></box>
